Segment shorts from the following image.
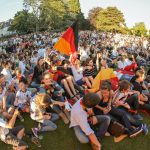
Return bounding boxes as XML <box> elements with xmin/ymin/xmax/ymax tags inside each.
<box><xmin>76</xmin><ymin>79</ymin><xmax>84</xmax><ymax>86</ymax></box>
<box><xmin>5</xmin><ymin>125</ymin><xmax>27</xmax><ymax>147</ymax></box>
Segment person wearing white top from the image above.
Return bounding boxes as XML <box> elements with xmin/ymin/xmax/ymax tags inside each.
<box><xmin>70</xmin><ymin>93</ymin><xmax>110</xmax><ymax>150</ymax></box>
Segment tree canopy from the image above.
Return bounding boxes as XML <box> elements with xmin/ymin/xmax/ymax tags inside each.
<box><xmin>88</xmin><ymin>7</ymin><xmax>127</xmax><ymax>33</ymax></box>
<box><xmin>9</xmin><ymin>0</ymin><xmax>88</xmax><ymax>33</ymax></box>
<box><xmin>8</xmin><ymin>1</ymin><xmax>148</xmax><ymax>36</ymax></box>
<box><xmin>131</xmin><ymin>22</ymin><xmax>147</xmax><ymax>37</ymax></box>
<box><xmin>8</xmin><ymin>10</ymin><xmax>36</xmax><ymax>33</ymax></box>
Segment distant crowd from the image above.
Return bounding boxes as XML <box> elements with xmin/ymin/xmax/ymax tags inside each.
<box><xmin>0</xmin><ymin>31</ymin><xmax>150</xmax><ymax>150</ymax></box>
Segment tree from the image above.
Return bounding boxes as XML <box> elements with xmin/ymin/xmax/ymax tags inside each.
<box><xmin>88</xmin><ymin>7</ymin><xmax>102</xmax><ymax>28</ymax></box>
<box><xmin>89</xmin><ymin>7</ymin><xmax>126</xmax><ymax>33</ymax></box>
<box><xmin>23</xmin><ymin>0</ymin><xmax>42</xmax><ymax>31</ymax></box>
<box><xmin>9</xmin><ymin>10</ymin><xmax>36</xmax><ymax>33</ymax></box>
<box><xmin>131</xmin><ymin>22</ymin><xmax>147</xmax><ymax>37</ymax></box>
<box><xmin>40</xmin><ymin>0</ymin><xmax>67</xmax><ymax>31</ymax></box>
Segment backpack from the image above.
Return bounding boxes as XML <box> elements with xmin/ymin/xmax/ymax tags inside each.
<box><xmin>108</xmin><ymin>121</ymin><xmax>125</xmax><ymax>137</ymax></box>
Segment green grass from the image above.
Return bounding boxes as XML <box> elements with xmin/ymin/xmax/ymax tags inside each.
<box><xmin>1</xmin><ymin>112</ymin><xmax>150</xmax><ymax>150</ymax></box>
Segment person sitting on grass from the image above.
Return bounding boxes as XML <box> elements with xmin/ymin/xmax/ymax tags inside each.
<box><xmin>131</xmin><ymin>70</ymin><xmax>150</xmax><ymax>114</ymax></box>
<box><xmin>70</xmin><ymin>59</ymin><xmax>93</xmax><ymax>89</ymax></box>
<box><xmin>40</xmin><ymin>72</ymin><xmax>70</xmax><ymax>124</ymax></box>
<box><xmin>14</xmin><ymin>78</ymin><xmax>31</xmax><ymax>113</ymax></box>
<box><xmin>57</xmin><ymin>59</ymin><xmax>81</xmax><ymax>100</ymax></box>
<box><xmin>0</xmin><ymin>108</ymin><xmax>28</xmax><ymax>150</ymax></box>
<box><xmin>70</xmin><ymin>92</ymin><xmax>111</xmax><ymax>150</ymax></box>
<box><xmin>0</xmin><ymin>85</ymin><xmax>16</xmax><ymax>121</ymax></box>
<box><xmin>94</xmin><ymin>81</ymin><xmax>143</xmax><ymax>138</ymax></box>
<box><xmin>45</xmin><ymin>58</ymin><xmax>81</xmax><ymax>101</ymax></box>
<box><xmin>113</xmin><ymin>80</ymin><xmax>143</xmax><ymax>121</ymax></box>
<box><xmin>14</xmin><ymin>78</ymin><xmax>31</xmax><ymax>122</ymax></box>
<box><xmin>83</xmin><ymin>58</ymin><xmax>97</xmax><ymax>87</ymax></box>
<box><xmin>30</xmin><ymin>93</ymin><xmax>59</xmax><ymax>138</ymax></box>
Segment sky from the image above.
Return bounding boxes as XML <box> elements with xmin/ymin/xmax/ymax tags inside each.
<box><xmin>0</xmin><ymin>0</ymin><xmax>150</xmax><ymax>29</ymax></box>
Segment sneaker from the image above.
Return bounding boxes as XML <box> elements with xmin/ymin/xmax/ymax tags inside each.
<box><xmin>142</xmin><ymin>123</ymin><xmax>149</xmax><ymax>135</ymax></box>
<box><xmin>31</xmin><ymin>136</ymin><xmax>41</xmax><ymax>147</ymax></box>
<box><xmin>18</xmin><ymin>114</ymin><xmax>24</xmax><ymax>122</ymax></box>
<box><xmin>32</xmin><ymin>128</ymin><xmax>39</xmax><ymax>138</ymax></box>
<box><xmin>133</xmin><ymin>114</ymin><xmax>143</xmax><ymax>121</ymax></box>
<box><xmin>129</xmin><ymin>127</ymin><xmax>143</xmax><ymax>137</ymax></box>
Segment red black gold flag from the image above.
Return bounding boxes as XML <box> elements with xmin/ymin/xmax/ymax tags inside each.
<box><xmin>53</xmin><ymin>21</ymin><xmax>78</xmax><ymax>56</ymax></box>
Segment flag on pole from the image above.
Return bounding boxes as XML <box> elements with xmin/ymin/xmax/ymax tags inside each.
<box><xmin>53</xmin><ymin>21</ymin><xmax>78</xmax><ymax>62</ymax></box>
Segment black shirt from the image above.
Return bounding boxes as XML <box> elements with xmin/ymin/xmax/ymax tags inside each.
<box><xmin>132</xmin><ymin>81</ymin><xmax>144</xmax><ymax>94</ymax></box>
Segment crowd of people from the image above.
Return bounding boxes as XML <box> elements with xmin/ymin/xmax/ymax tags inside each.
<box><xmin>0</xmin><ymin>30</ymin><xmax>150</xmax><ymax>150</ymax></box>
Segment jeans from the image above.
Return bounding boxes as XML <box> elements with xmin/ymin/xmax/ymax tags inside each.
<box><xmin>6</xmin><ymin>93</ymin><xmax>15</xmax><ymax>109</ymax></box>
<box><xmin>40</xmin><ymin>113</ymin><xmax>59</xmax><ymax>132</ymax></box>
<box><xmin>109</xmin><ymin>107</ymin><xmax>133</xmax><ymax>131</ymax></box>
<box><xmin>51</xmin><ymin>104</ymin><xmax>62</xmax><ymax>114</ymax></box>
<box><xmin>73</xmin><ymin>115</ymin><xmax>110</xmax><ymax>143</ymax></box>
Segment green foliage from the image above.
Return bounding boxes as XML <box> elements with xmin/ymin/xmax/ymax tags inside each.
<box><xmin>131</xmin><ymin>22</ymin><xmax>147</xmax><ymax>37</ymax></box>
<box><xmin>88</xmin><ymin>7</ymin><xmax>103</xmax><ymax>28</ymax></box>
<box><xmin>8</xmin><ymin>0</ymin><xmax>91</xmax><ymax>33</ymax></box>
<box><xmin>88</xmin><ymin>7</ymin><xmax>127</xmax><ymax>33</ymax></box>
<box><xmin>8</xmin><ymin>10</ymin><xmax>36</xmax><ymax>33</ymax></box>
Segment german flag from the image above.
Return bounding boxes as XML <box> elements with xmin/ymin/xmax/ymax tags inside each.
<box><xmin>53</xmin><ymin>21</ymin><xmax>78</xmax><ymax>56</ymax></box>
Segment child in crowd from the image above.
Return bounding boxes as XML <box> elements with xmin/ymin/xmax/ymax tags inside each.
<box><xmin>14</xmin><ymin>78</ymin><xmax>31</xmax><ymax>122</ymax></box>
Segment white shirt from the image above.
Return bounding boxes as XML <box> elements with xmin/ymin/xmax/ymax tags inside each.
<box><xmin>19</xmin><ymin>61</ymin><xmax>26</xmax><ymax>74</ymax></box>
<box><xmin>70</xmin><ymin>100</ymin><xmax>94</xmax><ymax>136</ymax></box>
<box><xmin>0</xmin><ymin>118</ymin><xmax>9</xmax><ymax>141</ymax></box>
<box><xmin>16</xmin><ymin>90</ymin><xmax>31</xmax><ymax>105</ymax></box>
<box><xmin>30</xmin><ymin>97</ymin><xmax>45</xmax><ymax>123</ymax></box>
<box><xmin>1</xmin><ymin>68</ymin><xmax>12</xmax><ymax>82</ymax></box>
<box><xmin>38</xmin><ymin>48</ymin><xmax>46</xmax><ymax>57</ymax></box>
<box><xmin>117</xmin><ymin>59</ymin><xmax>132</xmax><ymax>69</ymax></box>
<box><xmin>0</xmin><ymin>87</ymin><xmax>6</xmax><ymax>102</ymax></box>
<box><xmin>71</xmin><ymin>66</ymin><xmax>83</xmax><ymax>82</ymax></box>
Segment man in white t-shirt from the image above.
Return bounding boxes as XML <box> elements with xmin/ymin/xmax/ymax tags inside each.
<box><xmin>70</xmin><ymin>93</ymin><xmax>110</xmax><ymax>150</ymax></box>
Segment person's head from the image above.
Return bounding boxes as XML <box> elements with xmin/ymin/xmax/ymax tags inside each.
<box><xmin>15</xmin><ymin>68</ymin><xmax>22</xmax><ymax>77</ymax></box>
<box><xmin>101</xmin><ymin>59</ymin><xmax>107</xmax><ymax>67</ymax></box>
<box><xmin>0</xmin><ymin>74</ymin><xmax>6</xmax><ymax>85</ymax></box>
<box><xmin>100</xmin><ymin>80</ymin><xmax>111</xmax><ymax>97</ymax></box>
<box><xmin>42</xmin><ymin>72</ymin><xmax>52</xmax><ymax>85</ymax></box>
<box><xmin>33</xmin><ymin>51</ymin><xmax>38</xmax><ymax>57</ymax></box>
<box><xmin>135</xmin><ymin>70</ymin><xmax>145</xmax><ymax>82</ymax></box>
<box><xmin>119</xmin><ymin>80</ymin><xmax>131</xmax><ymax>93</ymax></box>
<box><xmin>19</xmin><ymin>78</ymin><xmax>28</xmax><ymax>91</ymax></box>
<box><xmin>86</xmin><ymin>58</ymin><xmax>93</xmax><ymax>67</ymax></box>
<box><xmin>82</xmin><ymin>93</ymin><xmax>100</xmax><ymax>108</ymax></box>
<box><xmin>120</xmin><ymin>55</ymin><xmax>126</xmax><ymax>61</ymax></box>
<box><xmin>74</xmin><ymin>59</ymin><xmax>81</xmax><ymax>68</ymax></box>
<box><xmin>3</xmin><ymin>61</ymin><xmax>11</xmax><ymax>69</ymax></box>
<box><xmin>35</xmin><ymin>93</ymin><xmax>52</xmax><ymax>108</ymax></box>
<box><xmin>37</xmin><ymin>57</ymin><xmax>44</xmax><ymax>67</ymax></box>
<box><xmin>62</xmin><ymin>60</ymin><xmax>70</xmax><ymax>69</ymax></box>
